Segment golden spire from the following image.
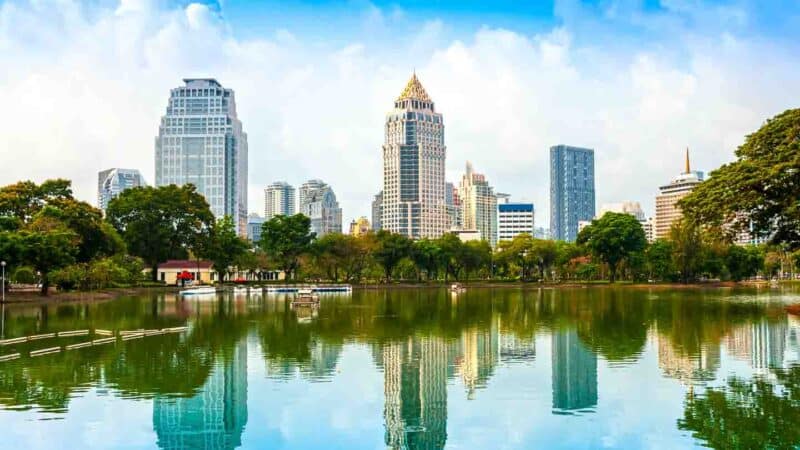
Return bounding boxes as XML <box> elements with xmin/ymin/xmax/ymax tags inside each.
<box><xmin>396</xmin><ymin>72</ymin><xmax>432</xmax><ymax>102</ymax></box>
<box><xmin>685</xmin><ymin>147</ymin><xmax>690</xmax><ymax>173</ymax></box>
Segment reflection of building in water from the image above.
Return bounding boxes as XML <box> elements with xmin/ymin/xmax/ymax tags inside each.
<box><xmin>379</xmin><ymin>336</ymin><xmax>450</xmax><ymax>450</ymax></box>
<box><xmin>457</xmin><ymin>322</ymin><xmax>499</xmax><ymax>399</ymax></box>
<box><xmin>786</xmin><ymin>315</ymin><xmax>800</xmax><ymax>365</ymax></box>
<box><xmin>153</xmin><ymin>339</ymin><xmax>248</xmax><ymax>449</ymax></box>
<box><xmin>551</xmin><ymin>328</ymin><xmax>597</xmax><ymax>412</ymax></box>
<box><xmin>498</xmin><ymin>333</ymin><xmax>536</xmax><ymax>364</ymax></box>
<box><xmin>656</xmin><ymin>333</ymin><xmax>720</xmax><ymax>385</ymax></box>
<box><xmin>726</xmin><ymin>318</ymin><xmax>788</xmax><ymax>369</ymax></box>
<box><xmin>305</xmin><ymin>340</ymin><xmax>343</xmax><ymax>380</ymax></box>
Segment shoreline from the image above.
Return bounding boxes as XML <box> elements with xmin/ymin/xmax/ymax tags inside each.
<box><xmin>0</xmin><ymin>280</ymin><xmax>784</xmax><ymax>304</ymax></box>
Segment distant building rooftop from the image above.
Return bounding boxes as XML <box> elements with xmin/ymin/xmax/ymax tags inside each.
<box><xmin>157</xmin><ymin>260</ymin><xmax>213</xmax><ymax>269</ymax></box>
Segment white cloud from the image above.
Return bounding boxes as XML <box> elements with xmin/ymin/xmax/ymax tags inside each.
<box><xmin>0</xmin><ymin>0</ymin><xmax>798</xmax><ymax>227</ymax></box>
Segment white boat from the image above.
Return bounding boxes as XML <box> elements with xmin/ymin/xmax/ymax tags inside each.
<box><xmin>449</xmin><ymin>283</ymin><xmax>466</xmax><ymax>293</ymax></box>
<box><xmin>179</xmin><ymin>287</ymin><xmax>217</xmax><ymax>296</ymax></box>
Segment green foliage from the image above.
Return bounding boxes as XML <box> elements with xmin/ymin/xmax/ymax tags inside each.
<box><xmin>577</xmin><ymin>212</ymin><xmax>647</xmax><ymax>283</ymax></box>
<box><xmin>106</xmin><ymin>184</ymin><xmax>214</xmax><ymax>280</ymax></box>
<box><xmin>259</xmin><ymin>214</ymin><xmax>314</xmax><ymax>280</ymax></box>
<box><xmin>646</xmin><ymin>239</ymin><xmax>677</xmax><ymax>281</ymax></box>
<box><xmin>411</xmin><ymin>239</ymin><xmax>442</xmax><ymax>281</ymax></box>
<box><xmin>670</xmin><ymin>219</ymin><xmax>705</xmax><ymax>283</ymax></box>
<box><xmin>681</xmin><ymin>108</ymin><xmax>800</xmax><ymax>248</ymax></box>
<box><xmin>724</xmin><ymin>245</ymin><xmax>763</xmax><ymax>281</ymax></box>
<box><xmin>373</xmin><ymin>231</ymin><xmax>413</xmax><ymax>281</ymax></box>
<box><xmin>12</xmin><ymin>266</ymin><xmax>35</xmax><ymax>284</ymax></box>
<box><xmin>198</xmin><ymin>216</ymin><xmax>249</xmax><ymax>283</ymax></box>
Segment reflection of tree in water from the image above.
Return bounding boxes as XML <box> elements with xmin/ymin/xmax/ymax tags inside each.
<box><xmin>679</xmin><ymin>367</ymin><xmax>800</xmax><ymax>449</ymax></box>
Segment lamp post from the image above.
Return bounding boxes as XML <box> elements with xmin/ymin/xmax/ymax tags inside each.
<box><xmin>1</xmin><ymin>261</ymin><xmax>6</xmax><ymax>304</ymax></box>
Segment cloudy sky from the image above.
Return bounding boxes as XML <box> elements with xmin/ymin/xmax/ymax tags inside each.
<box><xmin>1</xmin><ymin>0</ymin><xmax>799</xmax><ymax>226</ymax></box>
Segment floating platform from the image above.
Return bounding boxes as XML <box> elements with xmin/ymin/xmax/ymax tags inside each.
<box><xmin>265</xmin><ymin>284</ymin><xmax>352</xmax><ymax>294</ymax></box>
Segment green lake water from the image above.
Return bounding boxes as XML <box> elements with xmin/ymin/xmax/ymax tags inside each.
<box><xmin>0</xmin><ymin>286</ymin><xmax>799</xmax><ymax>449</ymax></box>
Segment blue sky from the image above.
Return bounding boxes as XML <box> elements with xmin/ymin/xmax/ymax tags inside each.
<box><xmin>1</xmin><ymin>0</ymin><xmax>799</xmax><ymax>224</ymax></box>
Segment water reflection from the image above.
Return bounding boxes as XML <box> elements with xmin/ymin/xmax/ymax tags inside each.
<box><xmin>0</xmin><ymin>287</ymin><xmax>798</xmax><ymax>449</ymax></box>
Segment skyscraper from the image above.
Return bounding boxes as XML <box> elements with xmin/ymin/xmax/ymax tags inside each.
<box><xmin>654</xmin><ymin>149</ymin><xmax>704</xmax><ymax>239</ymax></box>
<box><xmin>459</xmin><ymin>162</ymin><xmax>498</xmax><ymax>247</ymax></box>
<box><xmin>155</xmin><ymin>78</ymin><xmax>248</xmax><ymax>235</ymax></box>
<box><xmin>445</xmin><ymin>182</ymin><xmax>462</xmax><ymax>230</ymax></box>
<box><xmin>246</xmin><ymin>213</ymin><xmax>264</xmax><ymax>243</ymax></box>
<box><xmin>264</xmin><ymin>181</ymin><xmax>296</xmax><ymax>219</ymax></box>
<box><xmin>97</xmin><ymin>168</ymin><xmax>145</xmax><ymax>213</ymax></box>
<box><xmin>381</xmin><ymin>73</ymin><xmax>448</xmax><ymax>239</ymax></box>
<box><xmin>550</xmin><ymin>145</ymin><xmax>595</xmax><ymax>242</ymax></box>
<box><xmin>551</xmin><ymin>328</ymin><xmax>597</xmax><ymax>412</ymax></box>
<box><xmin>298</xmin><ymin>179</ymin><xmax>342</xmax><ymax>237</ymax></box>
<box><xmin>371</xmin><ymin>190</ymin><xmax>383</xmax><ymax>231</ymax></box>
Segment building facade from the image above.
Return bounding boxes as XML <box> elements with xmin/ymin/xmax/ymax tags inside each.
<box><xmin>371</xmin><ymin>191</ymin><xmax>383</xmax><ymax>231</ymax></box>
<box><xmin>550</xmin><ymin>145</ymin><xmax>595</xmax><ymax>242</ymax></box>
<box><xmin>97</xmin><ymin>168</ymin><xmax>145</xmax><ymax>213</ymax></box>
<box><xmin>459</xmin><ymin>162</ymin><xmax>498</xmax><ymax>247</ymax></box>
<box><xmin>155</xmin><ymin>78</ymin><xmax>248</xmax><ymax>235</ymax></box>
<box><xmin>298</xmin><ymin>179</ymin><xmax>342</xmax><ymax>237</ymax></box>
<box><xmin>381</xmin><ymin>73</ymin><xmax>448</xmax><ymax>239</ymax></box>
<box><xmin>349</xmin><ymin>217</ymin><xmax>371</xmax><ymax>236</ymax></box>
<box><xmin>264</xmin><ymin>181</ymin><xmax>296</xmax><ymax>220</ymax></box>
<box><xmin>246</xmin><ymin>213</ymin><xmax>264</xmax><ymax>243</ymax></box>
<box><xmin>654</xmin><ymin>150</ymin><xmax>704</xmax><ymax>240</ymax></box>
<box><xmin>445</xmin><ymin>182</ymin><xmax>462</xmax><ymax>230</ymax></box>
<box><xmin>498</xmin><ymin>203</ymin><xmax>535</xmax><ymax>242</ymax></box>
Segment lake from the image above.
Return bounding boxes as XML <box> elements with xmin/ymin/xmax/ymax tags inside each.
<box><xmin>0</xmin><ymin>286</ymin><xmax>799</xmax><ymax>449</ymax></box>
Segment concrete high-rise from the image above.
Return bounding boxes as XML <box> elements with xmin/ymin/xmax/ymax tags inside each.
<box><xmin>459</xmin><ymin>162</ymin><xmax>498</xmax><ymax>247</ymax></box>
<box><xmin>97</xmin><ymin>168</ymin><xmax>145</xmax><ymax>213</ymax></box>
<box><xmin>371</xmin><ymin>191</ymin><xmax>383</xmax><ymax>231</ymax></box>
<box><xmin>264</xmin><ymin>181</ymin><xmax>296</xmax><ymax>220</ymax></box>
<box><xmin>298</xmin><ymin>179</ymin><xmax>342</xmax><ymax>237</ymax></box>
<box><xmin>550</xmin><ymin>145</ymin><xmax>595</xmax><ymax>242</ymax></box>
<box><xmin>654</xmin><ymin>149</ymin><xmax>704</xmax><ymax>239</ymax></box>
<box><xmin>155</xmin><ymin>78</ymin><xmax>248</xmax><ymax>235</ymax></box>
<box><xmin>381</xmin><ymin>73</ymin><xmax>448</xmax><ymax>239</ymax></box>
<box><xmin>498</xmin><ymin>202</ymin><xmax>535</xmax><ymax>242</ymax></box>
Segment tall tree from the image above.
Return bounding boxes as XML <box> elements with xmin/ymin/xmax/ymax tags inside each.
<box><xmin>373</xmin><ymin>231</ymin><xmax>412</xmax><ymax>282</ymax></box>
<box><xmin>20</xmin><ymin>217</ymin><xmax>80</xmax><ymax>295</ymax></box>
<box><xmin>577</xmin><ymin>212</ymin><xmax>647</xmax><ymax>283</ymax></box>
<box><xmin>199</xmin><ymin>216</ymin><xmax>249</xmax><ymax>283</ymax></box>
<box><xmin>645</xmin><ymin>239</ymin><xmax>676</xmax><ymax>281</ymax></box>
<box><xmin>411</xmin><ymin>239</ymin><xmax>442</xmax><ymax>281</ymax></box>
<box><xmin>670</xmin><ymin>219</ymin><xmax>705</xmax><ymax>283</ymax></box>
<box><xmin>106</xmin><ymin>184</ymin><xmax>214</xmax><ymax>280</ymax></box>
<box><xmin>681</xmin><ymin>108</ymin><xmax>800</xmax><ymax>248</ymax></box>
<box><xmin>259</xmin><ymin>214</ymin><xmax>314</xmax><ymax>280</ymax></box>
<box><xmin>529</xmin><ymin>238</ymin><xmax>558</xmax><ymax>281</ymax></box>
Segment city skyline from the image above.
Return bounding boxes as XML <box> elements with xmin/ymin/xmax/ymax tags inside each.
<box><xmin>2</xmin><ymin>1</ymin><xmax>799</xmax><ymax>227</ymax></box>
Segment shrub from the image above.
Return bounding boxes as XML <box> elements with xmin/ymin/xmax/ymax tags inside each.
<box><xmin>12</xmin><ymin>266</ymin><xmax>36</xmax><ymax>284</ymax></box>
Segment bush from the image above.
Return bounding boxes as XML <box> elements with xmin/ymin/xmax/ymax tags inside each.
<box><xmin>50</xmin><ymin>264</ymin><xmax>88</xmax><ymax>291</ymax></box>
<box><xmin>12</xmin><ymin>266</ymin><xmax>36</xmax><ymax>284</ymax></box>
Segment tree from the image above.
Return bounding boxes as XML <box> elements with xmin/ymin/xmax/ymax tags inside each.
<box><xmin>19</xmin><ymin>216</ymin><xmax>79</xmax><ymax>295</ymax></box>
<box><xmin>106</xmin><ymin>184</ymin><xmax>214</xmax><ymax>280</ymax></box>
<box><xmin>437</xmin><ymin>233</ymin><xmax>469</xmax><ymax>281</ymax></box>
<box><xmin>670</xmin><ymin>219</ymin><xmax>705</xmax><ymax>283</ymax></box>
<box><xmin>646</xmin><ymin>239</ymin><xmax>676</xmax><ymax>281</ymax></box>
<box><xmin>411</xmin><ymin>239</ymin><xmax>442</xmax><ymax>281</ymax></box>
<box><xmin>577</xmin><ymin>212</ymin><xmax>647</xmax><ymax>283</ymax></box>
<box><xmin>200</xmin><ymin>216</ymin><xmax>249</xmax><ymax>283</ymax></box>
<box><xmin>529</xmin><ymin>238</ymin><xmax>558</xmax><ymax>281</ymax></box>
<box><xmin>723</xmin><ymin>244</ymin><xmax>762</xmax><ymax>281</ymax></box>
<box><xmin>680</xmin><ymin>109</ymin><xmax>800</xmax><ymax>248</ymax></box>
<box><xmin>462</xmin><ymin>240</ymin><xmax>492</xmax><ymax>279</ymax></box>
<box><xmin>373</xmin><ymin>231</ymin><xmax>412</xmax><ymax>282</ymax></box>
<box><xmin>258</xmin><ymin>214</ymin><xmax>314</xmax><ymax>280</ymax></box>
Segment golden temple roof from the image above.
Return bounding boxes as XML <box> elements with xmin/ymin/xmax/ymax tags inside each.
<box><xmin>396</xmin><ymin>73</ymin><xmax>431</xmax><ymax>102</ymax></box>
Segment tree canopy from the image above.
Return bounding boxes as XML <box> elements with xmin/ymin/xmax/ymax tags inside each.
<box><xmin>681</xmin><ymin>108</ymin><xmax>800</xmax><ymax>248</ymax></box>
<box><xmin>106</xmin><ymin>184</ymin><xmax>214</xmax><ymax>280</ymax></box>
<box><xmin>577</xmin><ymin>212</ymin><xmax>647</xmax><ymax>282</ymax></box>
<box><xmin>258</xmin><ymin>214</ymin><xmax>314</xmax><ymax>280</ymax></box>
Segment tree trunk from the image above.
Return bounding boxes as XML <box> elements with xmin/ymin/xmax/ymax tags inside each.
<box><xmin>609</xmin><ymin>264</ymin><xmax>617</xmax><ymax>283</ymax></box>
<box><xmin>40</xmin><ymin>274</ymin><xmax>49</xmax><ymax>296</ymax></box>
<box><xmin>151</xmin><ymin>264</ymin><xmax>158</xmax><ymax>282</ymax></box>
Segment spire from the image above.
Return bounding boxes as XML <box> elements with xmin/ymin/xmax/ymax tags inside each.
<box><xmin>397</xmin><ymin>72</ymin><xmax>432</xmax><ymax>102</ymax></box>
<box><xmin>685</xmin><ymin>147</ymin><xmax>690</xmax><ymax>173</ymax></box>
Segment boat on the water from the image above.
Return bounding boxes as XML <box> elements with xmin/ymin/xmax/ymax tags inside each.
<box><xmin>179</xmin><ymin>287</ymin><xmax>217</xmax><ymax>296</ymax></box>
<box><xmin>291</xmin><ymin>287</ymin><xmax>320</xmax><ymax>307</ymax></box>
<box><xmin>450</xmin><ymin>283</ymin><xmax>466</xmax><ymax>293</ymax></box>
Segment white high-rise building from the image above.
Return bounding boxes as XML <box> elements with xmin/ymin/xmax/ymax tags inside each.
<box><xmin>381</xmin><ymin>73</ymin><xmax>448</xmax><ymax>239</ymax></box>
<box><xmin>298</xmin><ymin>179</ymin><xmax>342</xmax><ymax>237</ymax></box>
<box><xmin>264</xmin><ymin>181</ymin><xmax>296</xmax><ymax>219</ymax></box>
<box><xmin>97</xmin><ymin>168</ymin><xmax>145</xmax><ymax>213</ymax></box>
<box><xmin>155</xmin><ymin>78</ymin><xmax>248</xmax><ymax>235</ymax></box>
<box><xmin>498</xmin><ymin>202</ymin><xmax>535</xmax><ymax>243</ymax></box>
<box><xmin>459</xmin><ymin>162</ymin><xmax>498</xmax><ymax>247</ymax></box>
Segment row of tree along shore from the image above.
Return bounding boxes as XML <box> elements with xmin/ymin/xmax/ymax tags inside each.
<box><xmin>1</xmin><ymin>108</ymin><xmax>799</xmax><ymax>295</ymax></box>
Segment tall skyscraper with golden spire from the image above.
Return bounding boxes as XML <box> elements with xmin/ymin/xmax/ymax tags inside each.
<box><xmin>381</xmin><ymin>73</ymin><xmax>448</xmax><ymax>239</ymax></box>
<box><xmin>654</xmin><ymin>148</ymin><xmax>704</xmax><ymax>239</ymax></box>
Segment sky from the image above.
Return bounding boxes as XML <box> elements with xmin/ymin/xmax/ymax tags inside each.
<box><xmin>1</xmin><ymin>0</ymin><xmax>799</xmax><ymax>227</ymax></box>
